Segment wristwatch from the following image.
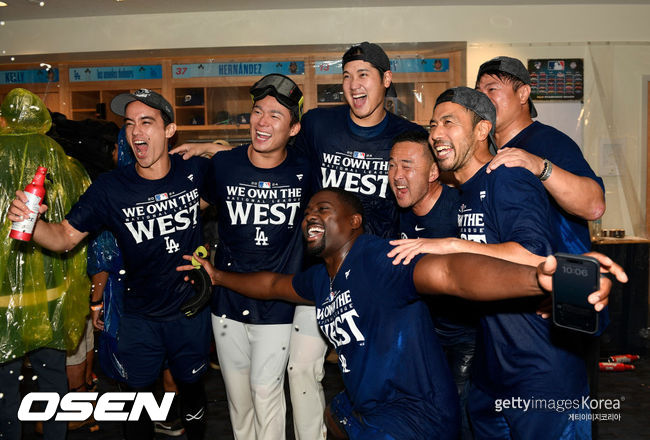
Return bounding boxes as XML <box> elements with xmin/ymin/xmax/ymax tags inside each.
<box><xmin>539</xmin><ymin>159</ymin><xmax>553</xmax><ymax>181</ymax></box>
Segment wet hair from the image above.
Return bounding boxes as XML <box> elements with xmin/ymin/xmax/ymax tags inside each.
<box><xmin>476</xmin><ymin>70</ymin><xmax>526</xmax><ymax>93</ymax></box>
<box><xmin>317</xmin><ymin>187</ymin><xmax>364</xmax><ymax>218</ymax></box>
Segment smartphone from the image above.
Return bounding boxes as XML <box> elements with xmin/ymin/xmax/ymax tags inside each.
<box><xmin>552</xmin><ymin>253</ymin><xmax>600</xmax><ymax>334</ymax></box>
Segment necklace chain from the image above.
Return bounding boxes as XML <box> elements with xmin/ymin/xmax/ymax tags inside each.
<box><xmin>329</xmin><ymin>248</ymin><xmax>351</xmax><ymax>292</ymax></box>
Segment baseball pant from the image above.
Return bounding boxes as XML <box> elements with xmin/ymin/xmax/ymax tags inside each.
<box><xmin>212</xmin><ymin>315</ymin><xmax>292</xmax><ymax>440</ymax></box>
<box><xmin>288</xmin><ymin>304</ymin><xmax>328</xmax><ymax>440</ymax></box>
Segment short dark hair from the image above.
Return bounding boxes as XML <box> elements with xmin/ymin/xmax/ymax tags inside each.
<box><xmin>391</xmin><ymin>130</ymin><xmax>433</xmax><ymax>160</ymax></box>
<box><xmin>317</xmin><ymin>187</ymin><xmax>364</xmax><ymax>219</ymax></box>
<box><xmin>476</xmin><ymin>70</ymin><xmax>526</xmax><ymax>92</ymax></box>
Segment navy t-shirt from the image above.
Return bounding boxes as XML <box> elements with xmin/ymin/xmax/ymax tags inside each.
<box><xmin>293</xmin><ymin>105</ymin><xmax>426</xmax><ymax>238</ymax></box>
<box><xmin>66</xmin><ymin>154</ymin><xmax>209</xmax><ymax>319</ymax></box>
<box><xmin>292</xmin><ymin>234</ymin><xmax>459</xmax><ymax>440</ymax></box>
<box><xmin>398</xmin><ymin>185</ymin><xmax>478</xmax><ymax>336</ymax></box>
<box><xmin>503</xmin><ymin>121</ymin><xmax>604</xmax><ymax>253</ymax></box>
<box><xmin>459</xmin><ymin>164</ymin><xmax>588</xmax><ymax>399</ymax></box>
<box><xmin>398</xmin><ymin>184</ymin><xmax>460</xmax><ymax>240</ymax></box>
<box><xmin>203</xmin><ymin>145</ymin><xmax>312</xmax><ymax>324</ymax></box>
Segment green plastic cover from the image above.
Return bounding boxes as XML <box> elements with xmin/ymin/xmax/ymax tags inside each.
<box><xmin>0</xmin><ymin>88</ymin><xmax>91</xmax><ymax>363</ymax></box>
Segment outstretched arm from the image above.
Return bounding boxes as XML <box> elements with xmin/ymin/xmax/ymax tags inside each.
<box><xmin>413</xmin><ymin>252</ymin><xmax>626</xmax><ymax>311</ymax></box>
<box><xmin>169</xmin><ymin>141</ymin><xmax>234</xmax><ymax>160</ymax></box>
<box><xmin>486</xmin><ymin>147</ymin><xmax>605</xmax><ymax>220</ymax></box>
<box><xmin>177</xmin><ymin>254</ymin><xmax>313</xmax><ymax>305</ymax></box>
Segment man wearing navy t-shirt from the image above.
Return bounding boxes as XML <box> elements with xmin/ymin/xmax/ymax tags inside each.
<box><xmin>7</xmin><ymin>89</ymin><xmax>210</xmax><ymax>440</ymax></box>
<box><xmin>388</xmin><ymin>129</ymin><xmax>476</xmax><ymax>439</ymax></box>
<box><xmin>198</xmin><ymin>74</ymin><xmax>312</xmax><ymax>439</ymax></box>
<box><xmin>389</xmin><ymin>87</ymin><xmax>593</xmax><ymax>439</ymax></box>
<box><xmin>476</xmin><ymin>56</ymin><xmax>605</xmax><ymax>254</ymax></box>
<box><xmin>178</xmin><ymin>187</ymin><xmax>619</xmax><ymax>440</ymax></box>
<box><xmin>289</xmin><ymin>42</ymin><xmax>428</xmax><ymax>438</ymax></box>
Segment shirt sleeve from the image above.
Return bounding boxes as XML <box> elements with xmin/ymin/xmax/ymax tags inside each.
<box><xmin>291</xmin><ymin>264</ymin><xmax>324</xmax><ymax>303</ymax></box>
<box><xmin>537</xmin><ymin>129</ymin><xmax>605</xmax><ymax>192</ymax></box>
<box><xmin>65</xmin><ymin>180</ymin><xmax>107</xmax><ymax>234</ymax></box>
<box><xmin>488</xmin><ymin>167</ymin><xmax>555</xmax><ymax>256</ymax></box>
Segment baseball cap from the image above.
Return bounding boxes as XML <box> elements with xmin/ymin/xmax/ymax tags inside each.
<box><xmin>111</xmin><ymin>88</ymin><xmax>175</xmax><ymax>123</ymax></box>
<box><xmin>250</xmin><ymin>73</ymin><xmax>304</xmax><ymax>121</ymax></box>
<box><xmin>435</xmin><ymin>86</ymin><xmax>497</xmax><ymax>151</ymax></box>
<box><xmin>342</xmin><ymin>42</ymin><xmax>397</xmax><ymax>97</ymax></box>
<box><xmin>476</xmin><ymin>56</ymin><xmax>538</xmax><ymax>118</ymax></box>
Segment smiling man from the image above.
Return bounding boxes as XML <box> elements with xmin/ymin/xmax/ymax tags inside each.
<box><xmin>179</xmin><ymin>187</ymin><xmax>620</xmax><ymax>440</ymax></box>
<box><xmin>7</xmin><ymin>89</ymin><xmax>211</xmax><ymax>440</ymax></box>
<box><xmin>199</xmin><ymin>73</ymin><xmax>312</xmax><ymax>440</ymax></box>
<box><xmin>388</xmin><ymin>130</ymin><xmax>476</xmax><ymax>439</ymax></box>
<box><xmin>289</xmin><ymin>42</ymin><xmax>427</xmax><ymax>438</ymax></box>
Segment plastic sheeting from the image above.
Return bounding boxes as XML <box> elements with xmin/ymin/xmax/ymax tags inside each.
<box><xmin>0</xmin><ymin>88</ymin><xmax>91</xmax><ymax>363</ymax></box>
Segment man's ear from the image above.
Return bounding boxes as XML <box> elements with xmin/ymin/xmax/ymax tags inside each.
<box><xmin>289</xmin><ymin>121</ymin><xmax>301</xmax><ymax>137</ymax></box>
<box><xmin>350</xmin><ymin>213</ymin><xmax>363</xmax><ymax>230</ymax></box>
<box><xmin>165</xmin><ymin>122</ymin><xmax>177</xmax><ymax>139</ymax></box>
<box><xmin>474</xmin><ymin>120</ymin><xmax>492</xmax><ymax>143</ymax></box>
<box><xmin>383</xmin><ymin>70</ymin><xmax>393</xmax><ymax>89</ymax></box>
<box><xmin>517</xmin><ymin>84</ymin><xmax>531</xmax><ymax>107</ymax></box>
<box><xmin>428</xmin><ymin>160</ymin><xmax>440</xmax><ymax>183</ymax></box>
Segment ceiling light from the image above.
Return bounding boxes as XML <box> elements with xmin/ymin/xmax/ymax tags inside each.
<box><xmin>0</xmin><ymin>21</ymin><xmax>5</xmax><ymax>26</ymax></box>
<box><xmin>40</xmin><ymin>1</ymin><xmax>45</xmax><ymax>6</ymax></box>
<box><xmin>0</xmin><ymin>2</ymin><xmax>8</xmax><ymax>7</ymax></box>
<box><xmin>10</xmin><ymin>56</ymin><xmax>15</xmax><ymax>61</ymax></box>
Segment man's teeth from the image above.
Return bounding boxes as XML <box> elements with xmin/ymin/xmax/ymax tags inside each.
<box><xmin>256</xmin><ymin>130</ymin><xmax>271</xmax><ymax>139</ymax></box>
<box><xmin>396</xmin><ymin>185</ymin><xmax>407</xmax><ymax>190</ymax></box>
<box><xmin>353</xmin><ymin>94</ymin><xmax>366</xmax><ymax>99</ymax></box>
<box><xmin>307</xmin><ymin>226</ymin><xmax>324</xmax><ymax>237</ymax></box>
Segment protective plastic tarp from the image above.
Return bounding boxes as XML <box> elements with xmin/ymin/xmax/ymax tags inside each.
<box><xmin>0</xmin><ymin>88</ymin><xmax>91</xmax><ymax>364</ymax></box>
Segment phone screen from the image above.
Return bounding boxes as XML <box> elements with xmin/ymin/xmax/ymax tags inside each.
<box><xmin>552</xmin><ymin>253</ymin><xmax>600</xmax><ymax>334</ymax></box>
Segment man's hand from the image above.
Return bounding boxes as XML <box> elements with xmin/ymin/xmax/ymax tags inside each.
<box><xmin>177</xmin><ymin>252</ymin><xmax>219</xmax><ymax>285</ymax></box>
<box><xmin>387</xmin><ymin>238</ymin><xmax>454</xmax><ymax>265</ymax></box>
<box><xmin>6</xmin><ymin>189</ymin><xmax>48</xmax><ymax>223</ymax></box>
<box><xmin>170</xmin><ymin>141</ymin><xmax>232</xmax><ymax>160</ymax></box>
<box><xmin>91</xmin><ymin>308</ymin><xmax>104</xmax><ymax>331</ymax></box>
<box><xmin>536</xmin><ymin>252</ymin><xmax>628</xmax><ymax>312</ymax></box>
<box><xmin>486</xmin><ymin>147</ymin><xmax>544</xmax><ymax>176</ymax></box>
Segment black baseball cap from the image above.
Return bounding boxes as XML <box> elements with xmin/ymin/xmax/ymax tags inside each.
<box><xmin>476</xmin><ymin>56</ymin><xmax>538</xmax><ymax>118</ymax></box>
<box><xmin>250</xmin><ymin>73</ymin><xmax>304</xmax><ymax>121</ymax></box>
<box><xmin>435</xmin><ymin>87</ymin><xmax>497</xmax><ymax>151</ymax></box>
<box><xmin>111</xmin><ymin>88</ymin><xmax>175</xmax><ymax>123</ymax></box>
<box><xmin>342</xmin><ymin>42</ymin><xmax>397</xmax><ymax>97</ymax></box>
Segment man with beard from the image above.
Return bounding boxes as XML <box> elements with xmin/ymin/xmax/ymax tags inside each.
<box><xmin>389</xmin><ymin>87</ymin><xmax>604</xmax><ymax>439</ymax></box>
<box><xmin>178</xmin><ymin>187</ymin><xmax>621</xmax><ymax>440</ymax></box>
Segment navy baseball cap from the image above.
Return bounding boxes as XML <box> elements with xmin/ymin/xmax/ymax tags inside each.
<box><xmin>111</xmin><ymin>88</ymin><xmax>175</xmax><ymax>123</ymax></box>
<box><xmin>435</xmin><ymin>87</ymin><xmax>497</xmax><ymax>151</ymax></box>
<box><xmin>342</xmin><ymin>42</ymin><xmax>397</xmax><ymax>97</ymax></box>
<box><xmin>476</xmin><ymin>56</ymin><xmax>538</xmax><ymax>118</ymax></box>
<box><xmin>250</xmin><ymin>73</ymin><xmax>303</xmax><ymax>121</ymax></box>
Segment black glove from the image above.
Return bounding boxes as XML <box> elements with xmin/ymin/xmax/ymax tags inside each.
<box><xmin>180</xmin><ymin>266</ymin><xmax>212</xmax><ymax>318</ymax></box>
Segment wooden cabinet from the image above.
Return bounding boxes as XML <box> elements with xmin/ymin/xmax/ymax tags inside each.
<box><xmin>0</xmin><ymin>43</ymin><xmax>465</xmax><ymax>145</ymax></box>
